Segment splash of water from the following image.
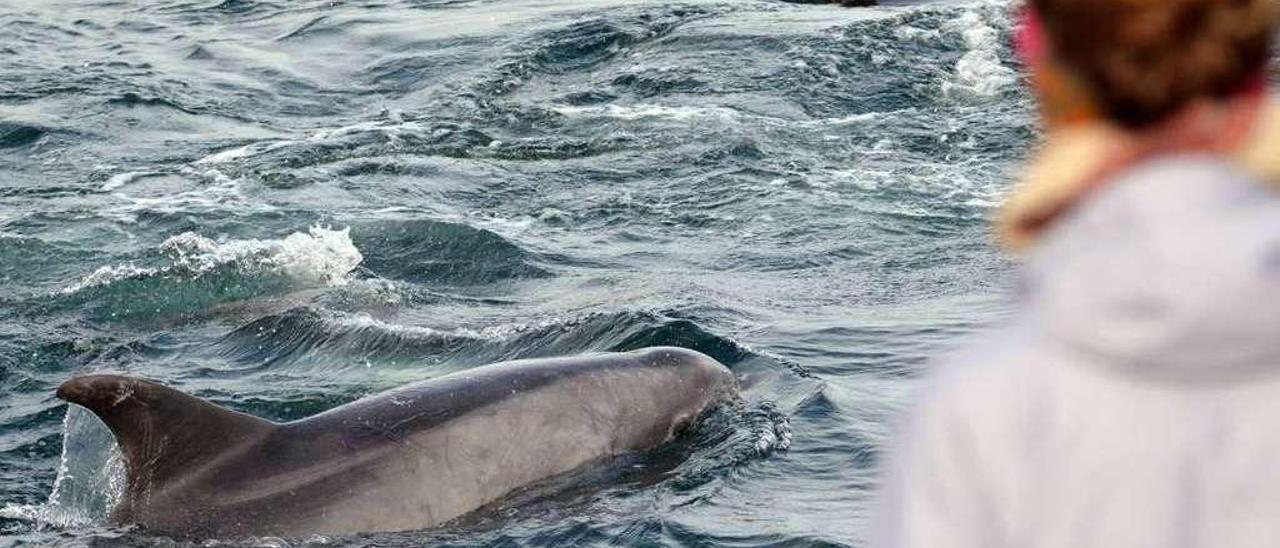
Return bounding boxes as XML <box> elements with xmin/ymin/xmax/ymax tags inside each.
<box><xmin>0</xmin><ymin>407</ymin><xmax>124</xmax><ymax>528</ymax></box>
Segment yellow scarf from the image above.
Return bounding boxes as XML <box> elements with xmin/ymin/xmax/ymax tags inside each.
<box><xmin>997</xmin><ymin>100</ymin><xmax>1280</xmax><ymax>253</ymax></box>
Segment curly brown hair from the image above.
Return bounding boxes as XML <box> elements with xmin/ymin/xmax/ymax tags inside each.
<box><xmin>1031</xmin><ymin>0</ymin><xmax>1277</xmax><ymax>128</ymax></box>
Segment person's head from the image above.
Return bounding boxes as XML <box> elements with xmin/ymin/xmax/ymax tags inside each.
<box><xmin>1018</xmin><ymin>0</ymin><xmax>1276</xmax><ymax>131</ymax></box>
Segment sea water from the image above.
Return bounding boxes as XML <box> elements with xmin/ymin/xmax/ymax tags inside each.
<box><xmin>0</xmin><ymin>0</ymin><xmax>1028</xmax><ymax>545</ymax></box>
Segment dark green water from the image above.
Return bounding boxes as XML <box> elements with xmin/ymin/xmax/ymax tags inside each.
<box><xmin>0</xmin><ymin>0</ymin><xmax>1029</xmax><ymax>545</ymax></box>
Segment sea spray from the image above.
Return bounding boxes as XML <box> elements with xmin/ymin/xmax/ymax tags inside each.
<box><xmin>63</xmin><ymin>226</ymin><xmax>362</xmax><ymax>296</ymax></box>
<box><xmin>52</xmin><ymin>226</ymin><xmax>364</xmax><ymax>320</ymax></box>
<box><xmin>940</xmin><ymin>4</ymin><xmax>1017</xmax><ymax>99</ymax></box>
<box><xmin>0</xmin><ymin>407</ymin><xmax>123</xmax><ymax>528</ymax></box>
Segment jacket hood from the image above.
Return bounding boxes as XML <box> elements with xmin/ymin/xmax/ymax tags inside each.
<box><xmin>999</xmin><ymin>100</ymin><xmax>1280</xmax><ymax>252</ymax></box>
<box><xmin>1026</xmin><ymin>156</ymin><xmax>1280</xmax><ymax>382</ymax></box>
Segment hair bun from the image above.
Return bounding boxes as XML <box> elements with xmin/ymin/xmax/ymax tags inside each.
<box><xmin>1033</xmin><ymin>0</ymin><xmax>1276</xmax><ymax>127</ymax></box>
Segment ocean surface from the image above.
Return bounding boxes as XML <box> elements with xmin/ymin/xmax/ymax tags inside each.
<box><xmin>0</xmin><ymin>0</ymin><xmax>1031</xmax><ymax>545</ymax></box>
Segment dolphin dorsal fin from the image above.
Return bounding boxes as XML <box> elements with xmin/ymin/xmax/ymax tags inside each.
<box><xmin>56</xmin><ymin>375</ymin><xmax>275</xmax><ymax>504</ymax></box>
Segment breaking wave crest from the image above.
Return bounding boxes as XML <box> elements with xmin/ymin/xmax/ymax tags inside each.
<box><xmin>57</xmin><ymin>226</ymin><xmax>362</xmax><ymax>320</ymax></box>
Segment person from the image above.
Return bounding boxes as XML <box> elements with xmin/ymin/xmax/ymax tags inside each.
<box><xmin>870</xmin><ymin>1</ymin><xmax>1280</xmax><ymax>547</ymax></box>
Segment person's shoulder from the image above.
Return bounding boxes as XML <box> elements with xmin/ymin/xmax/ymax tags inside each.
<box><xmin>1089</xmin><ymin>156</ymin><xmax>1280</xmax><ymax>234</ymax></box>
<box><xmin>1038</xmin><ymin>155</ymin><xmax>1280</xmax><ymax>294</ymax></box>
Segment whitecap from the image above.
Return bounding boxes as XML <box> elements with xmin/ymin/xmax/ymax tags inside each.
<box><xmin>551</xmin><ymin>104</ymin><xmax>748</xmax><ymax>122</ymax></box>
<box><xmin>159</xmin><ymin>225</ymin><xmax>364</xmax><ymax>287</ymax></box>
<box><xmin>940</xmin><ymin>7</ymin><xmax>1017</xmax><ymax>100</ymax></box>
<box><xmin>60</xmin><ymin>264</ymin><xmax>157</xmax><ymax>295</ymax></box>
<box><xmin>99</xmin><ymin>171</ymin><xmax>159</xmax><ymax>192</ymax></box>
<box><xmin>194</xmin><ymin>140</ymin><xmax>293</xmax><ymax>165</ymax></box>
<box><xmin>331</xmin><ymin>311</ymin><xmax>483</xmax><ymax>340</ymax></box>
<box><xmin>59</xmin><ymin>226</ymin><xmax>364</xmax><ymax>296</ymax></box>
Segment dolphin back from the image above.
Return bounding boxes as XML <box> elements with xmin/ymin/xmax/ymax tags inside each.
<box><xmin>56</xmin><ymin>375</ymin><xmax>276</xmax><ymax>524</ymax></box>
<box><xmin>53</xmin><ymin>348</ymin><xmax>738</xmax><ymax>537</ymax></box>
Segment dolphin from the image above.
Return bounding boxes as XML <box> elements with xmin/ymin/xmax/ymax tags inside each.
<box><xmin>55</xmin><ymin>347</ymin><xmax>738</xmax><ymax>538</ymax></box>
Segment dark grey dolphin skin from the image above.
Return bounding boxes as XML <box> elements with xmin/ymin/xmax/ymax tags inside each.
<box><xmin>56</xmin><ymin>347</ymin><xmax>738</xmax><ymax>538</ymax></box>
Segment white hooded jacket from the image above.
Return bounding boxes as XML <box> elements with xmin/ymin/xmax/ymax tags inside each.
<box><xmin>870</xmin><ymin>156</ymin><xmax>1280</xmax><ymax>548</ymax></box>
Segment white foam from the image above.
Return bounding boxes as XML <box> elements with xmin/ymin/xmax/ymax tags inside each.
<box><xmin>268</xmin><ymin>228</ymin><xmax>365</xmax><ymax>286</ymax></box>
<box><xmin>160</xmin><ymin>225</ymin><xmax>364</xmax><ymax>287</ymax></box>
<box><xmin>551</xmin><ymin>104</ymin><xmax>748</xmax><ymax>122</ymax></box>
<box><xmin>194</xmin><ymin>140</ymin><xmax>293</xmax><ymax>165</ymax></box>
<box><xmin>795</xmin><ymin>110</ymin><xmax>897</xmax><ymax>128</ymax></box>
<box><xmin>940</xmin><ymin>8</ymin><xmax>1016</xmax><ymax>100</ymax></box>
<box><xmin>194</xmin><ymin>121</ymin><xmax>434</xmax><ymax>167</ymax></box>
<box><xmin>308</xmin><ymin>120</ymin><xmax>419</xmax><ymax>141</ymax></box>
<box><xmin>335</xmin><ymin>312</ymin><xmax>483</xmax><ymax>340</ymax></box>
<box><xmin>60</xmin><ymin>226</ymin><xmax>363</xmax><ymax>295</ymax></box>
<box><xmin>60</xmin><ymin>264</ymin><xmax>157</xmax><ymax>295</ymax></box>
<box><xmin>104</xmin><ymin>168</ymin><xmax>269</xmax><ymax>223</ymax></box>
<box><xmin>754</xmin><ymin>414</ymin><xmax>793</xmax><ymax>455</ymax></box>
<box><xmin>100</xmin><ymin>171</ymin><xmax>158</xmax><ymax>192</ymax></box>
<box><xmin>893</xmin><ymin>24</ymin><xmax>941</xmax><ymax>43</ymax></box>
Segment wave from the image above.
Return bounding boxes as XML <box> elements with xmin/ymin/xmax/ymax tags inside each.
<box><xmin>211</xmin><ymin>308</ymin><xmax>730</xmax><ymax>373</ymax></box>
<box><xmin>207</xmin><ymin>306</ymin><xmax>815</xmax><ymax>400</ymax></box>
<box><xmin>939</xmin><ymin>6</ymin><xmax>1017</xmax><ymax>100</ymax></box>
<box><xmin>473</xmin><ymin>8</ymin><xmax>713</xmax><ymax>97</ymax></box>
<box><xmin>98</xmin><ymin>171</ymin><xmax>161</xmax><ymax>192</ymax></box>
<box><xmin>55</xmin><ymin>226</ymin><xmax>361</xmax><ymax>320</ymax></box>
<box><xmin>66</xmin><ymin>225</ymin><xmax>361</xmax><ymax>293</ymax></box>
<box><xmin>550</xmin><ymin>104</ymin><xmax>756</xmax><ymax>123</ymax></box>
<box><xmin>217</xmin><ymin>307</ymin><xmax>481</xmax><ymax>371</ymax></box>
<box><xmin>0</xmin><ymin>122</ymin><xmax>46</xmax><ymax>148</ymax></box>
<box><xmin>191</xmin><ymin>120</ymin><xmax>499</xmax><ymax>172</ymax></box>
<box><xmin>100</xmin><ymin>167</ymin><xmax>282</xmax><ymax>223</ymax></box>
<box><xmin>0</xmin><ymin>235</ymin><xmax>99</xmax><ymax>297</ymax></box>
<box><xmin>352</xmin><ymin>219</ymin><xmax>550</xmax><ymax>285</ymax></box>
